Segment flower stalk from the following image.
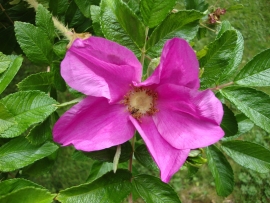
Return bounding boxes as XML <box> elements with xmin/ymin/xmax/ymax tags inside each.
<box><xmin>210</xmin><ymin>81</ymin><xmax>234</xmax><ymax>90</ymax></box>
<box><xmin>53</xmin><ymin>97</ymin><xmax>84</xmax><ymax>108</ymax></box>
<box><xmin>140</xmin><ymin>27</ymin><xmax>149</xmax><ymax>66</ymax></box>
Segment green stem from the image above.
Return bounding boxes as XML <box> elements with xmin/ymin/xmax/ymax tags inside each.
<box><xmin>53</xmin><ymin>97</ymin><xmax>84</xmax><ymax>108</ymax></box>
<box><xmin>140</xmin><ymin>27</ymin><xmax>149</xmax><ymax>66</ymax></box>
<box><xmin>210</xmin><ymin>81</ymin><xmax>234</xmax><ymax>91</ymax></box>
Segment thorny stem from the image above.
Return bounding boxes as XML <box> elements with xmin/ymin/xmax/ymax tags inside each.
<box><xmin>200</xmin><ymin>22</ymin><xmax>217</xmax><ymax>33</ymax></box>
<box><xmin>210</xmin><ymin>81</ymin><xmax>234</xmax><ymax>91</ymax></box>
<box><xmin>128</xmin><ymin>135</ymin><xmax>136</xmax><ymax>203</ymax></box>
<box><xmin>140</xmin><ymin>27</ymin><xmax>149</xmax><ymax>66</ymax></box>
<box><xmin>24</xmin><ymin>0</ymin><xmax>72</xmax><ymax>40</ymax></box>
<box><xmin>0</xmin><ymin>3</ymin><xmax>14</xmax><ymax>24</ymax></box>
<box><xmin>53</xmin><ymin>97</ymin><xmax>84</xmax><ymax>108</ymax></box>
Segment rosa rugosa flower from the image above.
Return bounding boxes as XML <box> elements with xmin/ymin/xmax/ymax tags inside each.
<box><xmin>53</xmin><ymin>37</ymin><xmax>224</xmax><ymax>182</ymax></box>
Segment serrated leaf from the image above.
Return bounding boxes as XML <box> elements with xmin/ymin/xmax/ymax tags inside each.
<box><xmin>65</xmin><ymin>1</ymin><xmax>86</xmax><ymax>28</ymax></box>
<box><xmin>146</xmin><ymin>10</ymin><xmax>203</xmax><ymax>57</ymax></box>
<box><xmin>52</xmin><ymin>61</ymin><xmax>67</xmax><ymax>92</ymax></box>
<box><xmin>220</xmin><ymin>87</ymin><xmax>270</xmax><ymax>133</ymax></box>
<box><xmin>0</xmin><ymin>54</ymin><xmax>23</xmax><ymax>94</ymax></box>
<box><xmin>0</xmin><ymin>137</ymin><xmax>58</xmax><ymax>172</ymax></box>
<box><xmin>0</xmin><ymin>52</ymin><xmax>11</xmax><ymax>74</ymax></box>
<box><xmin>134</xmin><ymin>144</ymin><xmax>159</xmax><ymax>171</ymax></box>
<box><xmin>221</xmin><ymin>104</ymin><xmax>238</xmax><ymax>137</ymax></box>
<box><xmin>132</xmin><ymin>174</ymin><xmax>181</xmax><ymax>203</ymax></box>
<box><xmin>36</xmin><ymin>4</ymin><xmax>55</xmax><ymax>43</ymax></box>
<box><xmin>0</xmin><ymin>178</ymin><xmax>45</xmax><ymax>196</ymax></box>
<box><xmin>84</xmin><ymin>141</ymin><xmax>132</xmax><ymax>163</ymax></box>
<box><xmin>90</xmin><ymin>5</ymin><xmax>104</xmax><ymax>37</ymax></box>
<box><xmin>87</xmin><ymin>161</ymin><xmax>113</xmax><ymax>182</ymax></box>
<box><xmin>27</xmin><ymin>117</ymin><xmax>52</xmax><ymax>145</ymax></box>
<box><xmin>100</xmin><ymin>0</ymin><xmax>145</xmax><ymax>56</ymax></box>
<box><xmin>14</xmin><ymin>22</ymin><xmax>53</xmax><ymax>65</ymax></box>
<box><xmin>0</xmin><ymin>103</ymin><xmax>15</xmax><ymax>133</ymax></box>
<box><xmin>53</xmin><ymin>40</ymin><xmax>68</xmax><ymax>59</ymax></box>
<box><xmin>57</xmin><ymin>169</ymin><xmax>132</xmax><ymax>203</ymax></box>
<box><xmin>221</xmin><ymin>141</ymin><xmax>270</xmax><ymax>173</ymax></box>
<box><xmin>74</xmin><ymin>0</ymin><xmax>100</xmax><ymax>18</ymax></box>
<box><xmin>49</xmin><ymin>0</ymin><xmax>69</xmax><ymax>16</ymax></box>
<box><xmin>0</xmin><ymin>91</ymin><xmax>58</xmax><ymax>138</ymax></box>
<box><xmin>234</xmin><ymin>49</ymin><xmax>270</xmax><ymax>87</ymax></box>
<box><xmin>199</xmin><ymin>30</ymin><xmax>238</xmax><ymax>89</ymax></box>
<box><xmin>140</xmin><ymin>0</ymin><xmax>176</xmax><ymax>28</ymax></box>
<box><xmin>17</xmin><ymin>72</ymin><xmax>53</xmax><ymax>92</ymax></box>
<box><xmin>206</xmin><ymin>145</ymin><xmax>234</xmax><ymax>197</ymax></box>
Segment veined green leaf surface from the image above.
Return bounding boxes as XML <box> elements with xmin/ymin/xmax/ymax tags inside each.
<box><xmin>132</xmin><ymin>174</ymin><xmax>181</xmax><ymax>203</ymax></box>
<box><xmin>220</xmin><ymin>104</ymin><xmax>238</xmax><ymax>137</ymax></box>
<box><xmin>0</xmin><ymin>137</ymin><xmax>58</xmax><ymax>172</ymax></box>
<box><xmin>57</xmin><ymin>169</ymin><xmax>132</xmax><ymax>203</ymax></box>
<box><xmin>0</xmin><ymin>91</ymin><xmax>58</xmax><ymax>138</ymax></box>
<box><xmin>140</xmin><ymin>0</ymin><xmax>176</xmax><ymax>28</ymax></box>
<box><xmin>86</xmin><ymin>161</ymin><xmax>113</xmax><ymax>183</ymax></box>
<box><xmin>14</xmin><ymin>22</ymin><xmax>53</xmax><ymax>65</ymax></box>
<box><xmin>206</xmin><ymin>145</ymin><xmax>234</xmax><ymax>197</ymax></box>
<box><xmin>234</xmin><ymin>49</ymin><xmax>270</xmax><ymax>87</ymax></box>
<box><xmin>0</xmin><ymin>54</ymin><xmax>23</xmax><ymax>94</ymax></box>
<box><xmin>74</xmin><ymin>0</ymin><xmax>100</xmax><ymax>18</ymax></box>
<box><xmin>220</xmin><ymin>87</ymin><xmax>270</xmax><ymax>133</ymax></box>
<box><xmin>100</xmin><ymin>0</ymin><xmax>145</xmax><ymax>56</ymax></box>
<box><xmin>0</xmin><ymin>52</ymin><xmax>11</xmax><ymax>74</ymax></box>
<box><xmin>221</xmin><ymin>141</ymin><xmax>270</xmax><ymax>173</ymax></box>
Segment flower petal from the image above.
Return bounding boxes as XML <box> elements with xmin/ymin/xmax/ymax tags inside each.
<box><xmin>153</xmin><ymin>84</ymin><xmax>224</xmax><ymax>149</ymax></box>
<box><xmin>141</xmin><ymin>38</ymin><xmax>199</xmax><ymax>89</ymax></box>
<box><xmin>53</xmin><ymin>96</ymin><xmax>135</xmax><ymax>151</ymax></box>
<box><xmin>130</xmin><ymin>116</ymin><xmax>190</xmax><ymax>183</ymax></box>
<box><xmin>61</xmin><ymin>37</ymin><xmax>142</xmax><ymax>103</ymax></box>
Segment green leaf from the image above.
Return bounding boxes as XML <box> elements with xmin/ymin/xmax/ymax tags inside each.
<box><xmin>0</xmin><ymin>91</ymin><xmax>58</xmax><ymax>138</ymax></box>
<box><xmin>57</xmin><ymin>169</ymin><xmax>132</xmax><ymax>203</ymax></box>
<box><xmin>0</xmin><ymin>54</ymin><xmax>23</xmax><ymax>94</ymax></box>
<box><xmin>206</xmin><ymin>145</ymin><xmax>234</xmax><ymax>197</ymax></box>
<box><xmin>134</xmin><ymin>144</ymin><xmax>159</xmax><ymax>171</ymax></box>
<box><xmin>0</xmin><ymin>137</ymin><xmax>58</xmax><ymax>172</ymax></box>
<box><xmin>90</xmin><ymin>5</ymin><xmax>104</xmax><ymax>37</ymax></box>
<box><xmin>227</xmin><ymin>4</ymin><xmax>244</xmax><ymax>11</ymax></box>
<box><xmin>139</xmin><ymin>0</ymin><xmax>176</xmax><ymax>28</ymax></box>
<box><xmin>220</xmin><ymin>87</ymin><xmax>270</xmax><ymax>133</ymax></box>
<box><xmin>84</xmin><ymin>141</ymin><xmax>132</xmax><ymax>163</ymax></box>
<box><xmin>100</xmin><ymin>0</ymin><xmax>145</xmax><ymax>56</ymax></box>
<box><xmin>14</xmin><ymin>22</ymin><xmax>53</xmax><ymax>65</ymax></box>
<box><xmin>216</xmin><ymin>21</ymin><xmax>244</xmax><ymax>83</ymax></box>
<box><xmin>52</xmin><ymin>61</ymin><xmax>67</xmax><ymax>92</ymax></box>
<box><xmin>146</xmin><ymin>10</ymin><xmax>203</xmax><ymax>57</ymax></box>
<box><xmin>74</xmin><ymin>0</ymin><xmax>100</xmax><ymax>18</ymax></box>
<box><xmin>17</xmin><ymin>72</ymin><xmax>53</xmax><ymax>92</ymax></box>
<box><xmin>221</xmin><ymin>141</ymin><xmax>270</xmax><ymax>173</ymax></box>
<box><xmin>23</xmin><ymin>157</ymin><xmax>55</xmax><ymax>176</ymax></box>
<box><xmin>235</xmin><ymin>114</ymin><xmax>254</xmax><ymax>136</ymax></box>
<box><xmin>0</xmin><ymin>178</ymin><xmax>55</xmax><ymax>203</ymax></box>
<box><xmin>184</xmin><ymin>0</ymin><xmax>208</xmax><ymax>12</ymax></box>
<box><xmin>36</xmin><ymin>4</ymin><xmax>55</xmax><ymax>43</ymax></box>
<box><xmin>199</xmin><ymin>30</ymin><xmax>238</xmax><ymax>89</ymax></box>
<box><xmin>86</xmin><ymin>161</ymin><xmax>113</xmax><ymax>182</ymax></box>
<box><xmin>65</xmin><ymin>1</ymin><xmax>86</xmax><ymax>28</ymax></box>
<box><xmin>221</xmin><ymin>104</ymin><xmax>238</xmax><ymax>137</ymax></box>
<box><xmin>0</xmin><ymin>103</ymin><xmax>15</xmax><ymax>133</ymax></box>
<box><xmin>27</xmin><ymin>117</ymin><xmax>52</xmax><ymax>145</ymax></box>
<box><xmin>0</xmin><ymin>52</ymin><xmax>11</xmax><ymax>74</ymax></box>
<box><xmin>234</xmin><ymin>49</ymin><xmax>270</xmax><ymax>87</ymax></box>
<box><xmin>53</xmin><ymin>40</ymin><xmax>68</xmax><ymax>59</ymax></box>
<box><xmin>49</xmin><ymin>0</ymin><xmax>69</xmax><ymax>16</ymax></box>
<box><xmin>132</xmin><ymin>174</ymin><xmax>181</xmax><ymax>203</ymax></box>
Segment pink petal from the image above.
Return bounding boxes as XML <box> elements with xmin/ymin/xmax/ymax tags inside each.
<box><xmin>141</xmin><ymin>38</ymin><xmax>199</xmax><ymax>89</ymax></box>
<box><xmin>53</xmin><ymin>96</ymin><xmax>135</xmax><ymax>151</ymax></box>
<box><xmin>61</xmin><ymin>37</ymin><xmax>142</xmax><ymax>103</ymax></box>
<box><xmin>153</xmin><ymin>84</ymin><xmax>224</xmax><ymax>149</ymax></box>
<box><xmin>130</xmin><ymin>116</ymin><xmax>190</xmax><ymax>183</ymax></box>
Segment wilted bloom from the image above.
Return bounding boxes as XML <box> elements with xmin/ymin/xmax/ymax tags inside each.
<box><xmin>53</xmin><ymin>37</ymin><xmax>224</xmax><ymax>182</ymax></box>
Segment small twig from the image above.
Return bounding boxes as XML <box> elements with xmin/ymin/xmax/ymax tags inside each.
<box><xmin>210</xmin><ymin>81</ymin><xmax>234</xmax><ymax>90</ymax></box>
<box><xmin>0</xmin><ymin>3</ymin><xmax>14</xmax><ymax>24</ymax></box>
<box><xmin>145</xmin><ymin>55</ymin><xmax>152</xmax><ymax>61</ymax></box>
<box><xmin>200</xmin><ymin>22</ymin><xmax>217</xmax><ymax>33</ymax></box>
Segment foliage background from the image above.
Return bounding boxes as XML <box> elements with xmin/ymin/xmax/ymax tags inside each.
<box><xmin>1</xmin><ymin>0</ymin><xmax>270</xmax><ymax>202</ymax></box>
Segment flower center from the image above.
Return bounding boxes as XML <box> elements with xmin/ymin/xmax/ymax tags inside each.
<box><xmin>122</xmin><ymin>86</ymin><xmax>158</xmax><ymax>120</ymax></box>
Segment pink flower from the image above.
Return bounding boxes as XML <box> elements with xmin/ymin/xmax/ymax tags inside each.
<box><xmin>53</xmin><ymin>37</ymin><xmax>224</xmax><ymax>182</ymax></box>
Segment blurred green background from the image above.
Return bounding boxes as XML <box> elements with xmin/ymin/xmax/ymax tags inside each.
<box><xmin>2</xmin><ymin>0</ymin><xmax>270</xmax><ymax>202</ymax></box>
